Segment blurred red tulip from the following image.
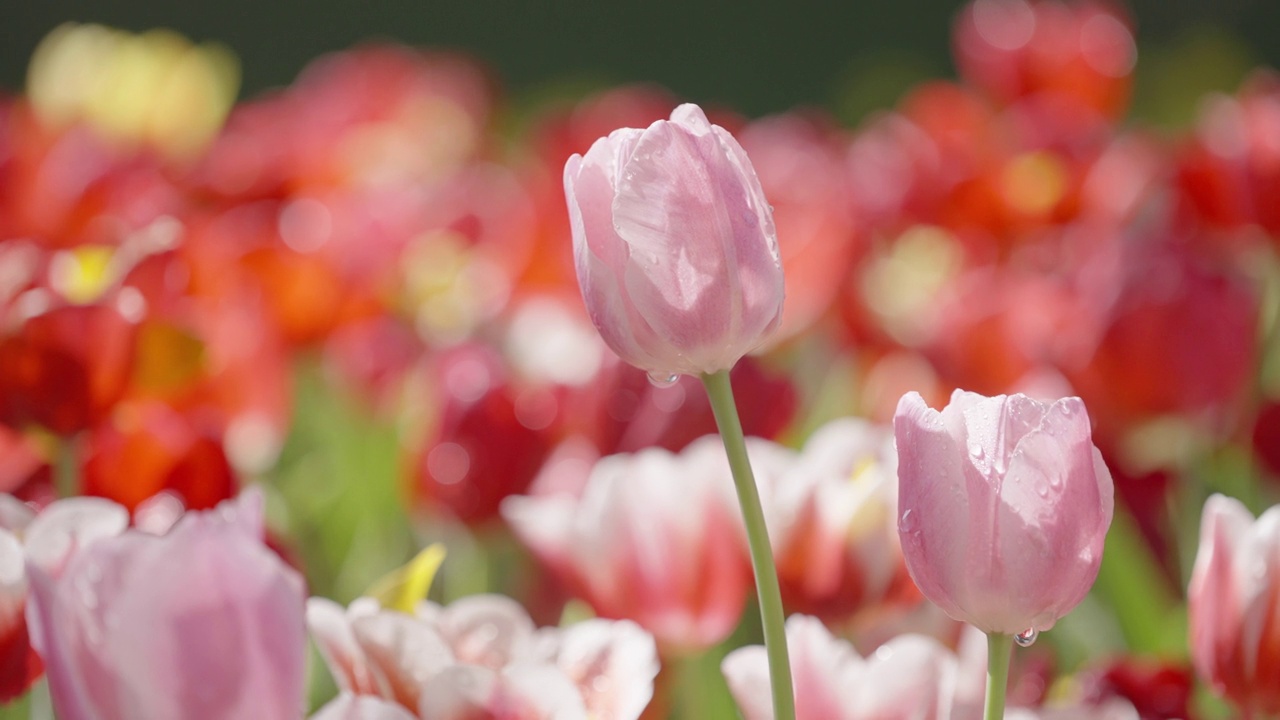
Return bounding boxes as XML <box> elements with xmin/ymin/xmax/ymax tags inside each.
<box><xmin>0</xmin><ymin>302</ymin><xmax>136</xmax><ymax>436</ymax></box>
<box><xmin>1176</xmin><ymin>72</ymin><xmax>1280</xmax><ymax>237</ymax></box>
<box><xmin>954</xmin><ymin>0</ymin><xmax>1136</xmax><ymax>120</ymax></box>
<box><xmin>739</xmin><ymin>112</ymin><xmax>861</xmax><ymax>341</ymax></box>
<box><xmin>0</xmin><ymin>102</ymin><xmax>186</xmax><ymax>252</ymax></box>
<box><xmin>574</xmin><ymin>354</ymin><xmax>798</xmax><ymax>456</ymax></box>
<box><xmin>81</xmin><ymin>400</ymin><xmax>237</xmax><ymax>513</ymax></box>
<box><xmin>412</xmin><ymin>344</ymin><xmax>557</xmax><ymax>526</ymax></box>
<box><xmin>1079</xmin><ymin>658</ymin><xmax>1196</xmax><ymax>720</ymax></box>
<box><xmin>1064</xmin><ymin>240</ymin><xmax>1258</xmax><ymax>433</ymax></box>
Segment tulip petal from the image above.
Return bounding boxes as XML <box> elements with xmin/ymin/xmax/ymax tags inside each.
<box><xmin>996</xmin><ymin>399</ymin><xmax>1112</xmax><ymax>632</ymax></box>
<box><xmin>847</xmin><ymin>634</ymin><xmax>954</xmax><ymax>718</ymax></box>
<box><xmin>567</xmin><ymin>133</ymin><xmax>665</xmax><ymax>372</ymax></box>
<box><xmin>894</xmin><ymin>391</ymin><xmax>976</xmax><ymax>624</ymax></box>
<box><xmin>611</xmin><ymin>108</ymin><xmax>769</xmax><ymax>369</ymax></box>
<box><xmin>0</xmin><ymin>529</ymin><xmax>39</xmax><ymax>703</ymax></box>
<box><xmin>310</xmin><ymin>693</ymin><xmax>419</xmax><ymax>720</ymax></box>
<box><xmin>538</xmin><ymin>618</ymin><xmax>658</xmax><ymax>720</ymax></box>
<box><xmin>0</xmin><ymin>530</ymin><xmax>26</xmax><ymax>635</ymax></box>
<box><xmin>108</xmin><ymin>515</ymin><xmax>307</xmax><ymax>720</ymax></box>
<box><xmin>417</xmin><ymin>593</ymin><xmax>535</xmax><ymax>668</ymax></box>
<box><xmin>351</xmin><ymin>611</ymin><xmax>454</xmax><ymax>709</ymax></box>
<box><xmin>307</xmin><ymin>597</ymin><xmax>381</xmax><ymax>696</ymax></box>
<box><xmin>0</xmin><ymin>496</ymin><xmax>34</xmax><ymax>533</ymax></box>
<box><xmin>419</xmin><ymin>664</ymin><xmax>588</xmax><ymax>720</ymax></box>
<box><xmin>23</xmin><ymin>497</ymin><xmax>128</xmax><ymax>576</ymax></box>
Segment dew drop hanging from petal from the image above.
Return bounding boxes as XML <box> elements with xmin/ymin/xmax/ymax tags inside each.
<box><xmin>1015</xmin><ymin>628</ymin><xmax>1038</xmax><ymax>647</ymax></box>
<box><xmin>647</xmin><ymin>371</ymin><xmax>679</xmax><ymax>388</ymax></box>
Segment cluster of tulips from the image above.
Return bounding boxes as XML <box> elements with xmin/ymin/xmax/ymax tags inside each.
<box><xmin>1</xmin><ymin>0</ymin><xmax>1279</xmax><ymax>717</ymax></box>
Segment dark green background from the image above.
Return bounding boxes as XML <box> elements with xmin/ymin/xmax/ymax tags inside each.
<box><xmin>0</xmin><ymin>1</ymin><xmax>1275</xmax><ymax>119</ymax></box>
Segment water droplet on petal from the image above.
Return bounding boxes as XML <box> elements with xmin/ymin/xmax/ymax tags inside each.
<box><xmin>899</xmin><ymin>508</ymin><xmax>916</xmax><ymax>532</ymax></box>
<box><xmin>1035</xmin><ymin>482</ymin><xmax>1049</xmax><ymax>498</ymax></box>
<box><xmin>647</xmin><ymin>371</ymin><xmax>679</xmax><ymax>388</ymax></box>
<box><xmin>1059</xmin><ymin>402</ymin><xmax>1075</xmax><ymax>416</ymax></box>
<box><xmin>968</xmin><ymin>441</ymin><xmax>985</xmax><ymax>460</ymax></box>
<box><xmin>1015</xmin><ymin>628</ymin><xmax>1038</xmax><ymax>647</ymax></box>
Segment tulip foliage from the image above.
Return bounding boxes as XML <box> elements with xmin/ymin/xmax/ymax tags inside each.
<box><xmin>0</xmin><ymin>2</ymin><xmax>1278</xmax><ymax>719</ymax></box>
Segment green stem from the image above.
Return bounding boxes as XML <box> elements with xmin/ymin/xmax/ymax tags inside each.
<box><xmin>54</xmin><ymin>435</ymin><xmax>80</xmax><ymax>499</ymax></box>
<box><xmin>701</xmin><ymin>370</ymin><xmax>795</xmax><ymax>720</ymax></box>
<box><xmin>984</xmin><ymin>632</ymin><xmax>1013</xmax><ymax>720</ymax></box>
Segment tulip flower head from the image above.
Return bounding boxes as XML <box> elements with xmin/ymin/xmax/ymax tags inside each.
<box><xmin>308</xmin><ymin>593</ymin><xmax>659</xmax><ymax>720</ymax></box>
<box><xmin>894</xmin><ymin>390</ymin><xmax>1114</xmax><ymax>636</ymax></box>
<box><xmin>26</xmin><ymin>490</ymin><xmax>307</xmax><ymax>720</ymax></box>
<box><xmin>1189</xmin><ymin>494</ymin><xmax>1280</xmax><ymax>715</ymax></box>
<box><xmin>563</xmin><ymin>103</ymin><xmax>785</xmax><ymax>380</ymax></box>
<box><xmin>503</xmin><ymin>436</ymin><xmax>752</xmax><ymax>652</ymax></box>
<box><xmin>722</xmin><ymin>614</ymin><xmax>963</xmax><ymax>720</ymax></box>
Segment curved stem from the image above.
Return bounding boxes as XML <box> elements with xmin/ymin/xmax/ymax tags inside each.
<box><xmin>985</xmin><ymin>632</ymin><xmax>1013</xmax><ymax>720</ymax></box>
<box><xmin>701</xmin><ymin>369</ymin><xmax>795</xmax><ymax>720</ymax></box>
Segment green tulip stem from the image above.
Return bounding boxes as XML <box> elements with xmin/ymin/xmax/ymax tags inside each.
<box><xmin>985</xmin><ymin>632</ymin><xmax>1014</xmax><ymax>720</ymax></box>
<box><xmin>702</xmin><ymin>369</ymin><xmax>795</xmax><ymax>720</ymax></box>
<box><xmin>55</xmin><ymin>435</ymin><xmax>80</xmax><ymax>499</ymax></box>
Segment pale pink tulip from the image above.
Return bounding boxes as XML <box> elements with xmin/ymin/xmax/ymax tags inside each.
<box><xmin>722</xmin><ymin>615</ymin><xmax>960</xmax><ymax>720</ymax></box>
<box><xmin>562</xmin><ymin>103</ymin><xmax>784</xmax><ymax>379</ymax></box>
<box><xmin>894</xmin><ymin>391</ymin><xmax>1113</xmax><ymax>635</ymax></box>
<box><xmin>26</xmin><ymin>490</ymin><xmax>307</xmax><ymax>720</ymax></box>
<box><xmin>311</xmin><ymin>693</ymin><xmax>419</xmax><ymax>720</ymax></box>
<box><xmin>1006</xmin><ymin>700</ymin><xmax>1140</xmax><ymax>720</ymax></box>
<box><xmin>308</xmin><ymin>593</ymin><xmax>659</xmax><ymax>720</ymax></box>
<box><xmin>0</xmin><ymin>495</ymin><xmax>128</xmax><ymax>702</ymax></box>
<box><xmin>503</xmin><ymin>436</ymin><xmax>751</xmax><ymax>651</ymax></box>
<box><xmin>1188</xmin><ymin>494</ymin><xmax>1280</xmax><ymax>715</ymax></box>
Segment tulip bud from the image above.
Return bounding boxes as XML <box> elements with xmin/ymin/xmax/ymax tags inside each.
<box><xmin>563</xmin><ymin>103</ymin><xmax>784</xmax><ymax>379</ymax></box>
<box><xmin>1188</xmin><ymin>494</ymin><xmax>1280</xmax><ymax>715</ymax></box>
<box><xmin>893</xmin><ymin>390</ymin><xmax>1113</xmax><ymax>636</ymax></box>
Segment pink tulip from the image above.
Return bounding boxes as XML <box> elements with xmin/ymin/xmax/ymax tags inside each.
<box><xmin>562</xmin><ymin>103</ymin><xmax>784</xmax><ymax>379</ymax></box>
<box><xmin>503</xmin><ymin>436</ymin><xmax>752</xmax><ymax>652</ymax></box>
<box><xmin>308</xmin><ymin>593</ymin><xmax>659</xmax><ymax>720</ymax></box>
<box><xmin>26</xmin><ymin>490</ymin><xmax>307</xmax><ymax>720</ymax></box>
<box><xmin>0</xmin><ymin>495</ymin><xmax>128</xmax><ymax>702</ymax></box>
<box><xmin>1005</xmin><ymin>700</ymin><xmax>1139</xmax><ymax>720</ymax></box>
<box><xmin>1188</xmin><ymin>494</ymin><xmax>1280</xmax><ymax>715</ymax></box>
<box><xmin>311</xmin><ymin>694</ymin><xmax>419</xmax><ymax>720</ymax></box>
<box><xmin>721</xmin><ymin>615</ymin><xmax>962</xmax><ymax>720</ymax></box>
<box><xmin>894</xmin><ymin>391</ymin><xmax>1113</xmax><ymax>635</ymax></box>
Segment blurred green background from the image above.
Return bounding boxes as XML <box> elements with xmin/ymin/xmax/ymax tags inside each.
<box><xmin>0</xmin><ymin>0</ymin><xmax>1275</xmax><ymax>126</ymax></box>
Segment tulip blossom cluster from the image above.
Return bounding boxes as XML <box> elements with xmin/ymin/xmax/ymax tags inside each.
<box><xmin>0</xmin><ymin>0</ymin><xmax>1278</xmax><ymax>718</ymax></box>
<box><xmin>308</xmin><ymin>594</ymin><xmax>658</xmax><ymax>719</ymax></box>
